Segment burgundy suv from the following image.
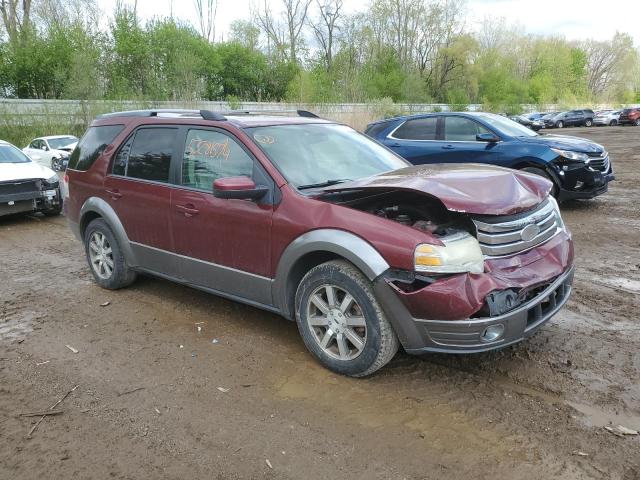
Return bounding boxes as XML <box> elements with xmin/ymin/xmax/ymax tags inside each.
<box><xmin>65</xmin><ymin>110</ymin><xmax>574</xmax><ymax>376</ymax></box>
<box><xmin>619</xmin><ymin>107</ymin><xmax>640</xmax><ymax>126</ymax></box>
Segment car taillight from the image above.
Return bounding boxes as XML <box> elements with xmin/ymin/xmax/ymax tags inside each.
<box><xmin>63</xmin><ymin>173</ymin><xmax>70</xmax><ymax>199</ymax></box>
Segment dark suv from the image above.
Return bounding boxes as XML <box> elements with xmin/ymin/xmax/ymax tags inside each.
<box><xmin>65</xmin><ymin>110</ymin><xmax>574</xmax><ymax>377</ymax></box>
<box><xmin>365</xmin><ymin>112</ymin><xmax>614</xmax><ymax>202</ymax></box>
<box><xmin>544</xmin><ymin>110</ymin><xmax>594</xmax><ymax>128</ymax></box>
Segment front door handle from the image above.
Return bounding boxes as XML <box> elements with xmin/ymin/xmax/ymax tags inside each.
<box><xmin>176</xmin><ymin>203</ymin><xmax>200</xmax><ymax>217</ymax></box>
<box><xmin>106</xmin><ymin>189</ymin><xmax>122</xmax><ymax>200</ymax></box>
<box><xmin>441</xmin><ymin>144</ymin><xmax>454</xmax><ymax>150</ymax></box>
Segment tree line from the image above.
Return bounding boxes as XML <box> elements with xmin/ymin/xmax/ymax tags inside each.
<box><xmin>0</xmin><ymin>0</ymin><xmax>637</xmax><ymax>109</ymax></box>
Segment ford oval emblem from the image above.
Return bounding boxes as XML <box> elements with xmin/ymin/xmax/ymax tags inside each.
<box><xmin>521</xmin><ymin>224</ymin><xmax>540</xmax><ymax>242</ymax></box>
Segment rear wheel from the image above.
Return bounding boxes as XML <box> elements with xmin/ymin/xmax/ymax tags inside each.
<box><xmin>585</xmin><ymin>119</ymin><xmax>593</xmax><ymax>127</ymax></box>
<box><xmin>635</xmin><ymin>119</ymin><xmax>640</xmax><ymax>126</ymax></box>
<box><xmin>556</xmin><ymin>121</ymin><xmax>564</xmax><ymax>128</ymax></box>
<box><xmin>84</xmin><ymin>218</ymin><xmax>136</xmax><ymax>289</ymax></box>
<box><xmin>521</xmin><ymin>167</ymin><xmax>558</xmax><ymax>198</ymax></box>
<box><xmin>295</xmin><ymin>260</ymin><xmax>399</xmax><ymax>377</ymax></box>
<box><xmin>609</xmin><ymin>120</ymin><xmax>617</xmax><ymax>126</ymax></box>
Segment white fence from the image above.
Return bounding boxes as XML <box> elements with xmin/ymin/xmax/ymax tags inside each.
<box><xmin>0</xmin><ymin>98</ymin><xmax>624</xmax><ymax>131</ymax></box>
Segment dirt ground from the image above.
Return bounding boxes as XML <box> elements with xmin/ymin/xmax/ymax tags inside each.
<box><xmin>1</xmin><ymin>126</ymin><xmax>639</xmax><ymax>480</ymax></box>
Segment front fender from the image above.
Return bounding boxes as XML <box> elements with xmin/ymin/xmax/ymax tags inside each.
<box><xmin>79</xmin><ymin>197</ymin><xmax>136</xmax><ymax>266</ymax></box>
<box><xmin>273</xmin><ymin>229</ymin><xmax>390</xmax><ymax>319</ymax></box>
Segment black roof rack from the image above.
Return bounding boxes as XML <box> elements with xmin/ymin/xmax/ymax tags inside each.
<box><xmin>97</xmin><ymin>108</ymin><xmax>320</xmax><ymax>121</ymax></box>
<box><xmin>97</xmin><ymin>109</ymin><xmax>227</xmax><ymax>121</ymax></box>
<box><xmin>226</xmin><ymin>109</ymin><xmax>320</xmax><ymax>118</ymax></box>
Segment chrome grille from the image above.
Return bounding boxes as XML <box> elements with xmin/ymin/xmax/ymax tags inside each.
<box><xmin>472</xmin><ymin>200</ymin><xmax>560</xmax><ymax>257</ymax></box>
<box><xmin>587</xmin><ymin>152</ymin><xmax>610</xmax><ymax>172</ymax></box>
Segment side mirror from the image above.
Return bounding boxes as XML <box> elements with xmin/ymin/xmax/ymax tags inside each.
<box><xmin>476</xmin><ymin>133</ymin><xmax>500</xmax><ymax>143</ymax></box>
<box><xmin>213</xmin><ymin>176</ymin><xmax>268</xmax><ymax>200</ymax></box>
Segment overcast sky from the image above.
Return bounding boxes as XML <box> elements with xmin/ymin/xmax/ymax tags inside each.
<box><xmin>100</xmin><ymin>0</ymin><xmax>640</xmax><ymax>45</ymax></box>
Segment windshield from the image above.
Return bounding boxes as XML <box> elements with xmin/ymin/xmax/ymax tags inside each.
<box><xmin>0</xmin><ymin>144</ymin><xmax>32</xmax><ymax>163</ymax></box>
<box><xmin>47</xmin><ymin>136</ymin><xmax>77</xmax><ymax>149</ymax></box>
<box><xmin>246</xmin><ymin>124</ymin><xmax>409</xmax><ymax>189</ymax></box>
<box><xmin>477</xmin><ymin>113</ymin><xmax>538</xmax><ymax>137</ymax></box>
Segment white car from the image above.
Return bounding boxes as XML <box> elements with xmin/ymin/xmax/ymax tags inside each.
<box><xmin>593</xmin><ymin>110</ymin><xmax>622</xmax><ymax>126</ymax></box>
<box><xmin>23</xmin><ymin>135</ymin><xmax>78</xmax><ymax>171</ymax></box>
<box><xmin>0</xmin><ymin>140</ymin><xmax>62</xmax><ymax>217</ymax></box>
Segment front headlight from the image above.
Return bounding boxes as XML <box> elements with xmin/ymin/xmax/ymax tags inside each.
<box><xmin>415</xmin><ymin>231</ymin><xmax>485</xmax><ymax>274</ymax></box>
<box><xmin>548</xmin><ymin>196</ymin><xmax>566</xmax><ymax>231</ymax></box>
<box><xmin>551</xmin><ymin>148</ymin><xmax>589</xmax><ymax>162</ymax></box>
<box><xmin>44</xmin><ymin>174</ymin><xmax>59</xmax><ymax>187</ymax></box>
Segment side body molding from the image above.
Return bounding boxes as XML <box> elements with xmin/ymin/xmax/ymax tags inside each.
<box><xmin>79</xmin><ymin>197</ymin><xmax>137</xmax><ymax>266</ymax></box>
<box><xmin>273</xmin><ymin>229</ymin><xmax>390</xmax><ymax>319</ymax></box>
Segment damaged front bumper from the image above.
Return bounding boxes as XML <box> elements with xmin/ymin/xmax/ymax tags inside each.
<box><xmin>374</xmin><ymin>232</ymin><xmax>575</xmax><ymax>354</ymax></box>
<box><xmin>554</xmin><ymin>158</ymin><xmax>615</xmax><ymax>201</ymax></box>
<box><xmin>0</xmin><ymin>179</ymin><xmax>62</xmax><ymax>216</ymax></box>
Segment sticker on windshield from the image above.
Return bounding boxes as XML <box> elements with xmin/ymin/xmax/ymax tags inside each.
<box><xmin>254</xmin><ymin>134</ymin><xmax>275</xmax><ymax>145</ymax></box>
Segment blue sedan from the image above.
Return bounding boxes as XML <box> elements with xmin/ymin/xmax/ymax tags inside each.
<box><xmin>365</xmin><ymin>112</ymin><xmax>615</xmax><ymax>201</ymax></box>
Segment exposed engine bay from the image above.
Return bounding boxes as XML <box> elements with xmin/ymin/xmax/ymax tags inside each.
<box><xmin>321</xmin><ymin>189</ymin><xmax>477</xmax><ymax>239</ymax></box>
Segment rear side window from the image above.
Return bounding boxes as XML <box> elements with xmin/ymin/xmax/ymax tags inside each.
<box><xmin>392</xmin><ymin>117</ymin><xmax>438</xmax><ymax>140</ymax></box>
<box><xmin>182</xmin><ymin>129</ymin><xmax>253</xmax><ymax>190</ymax></box>
<box><xmin>113</xmin><ymin>128</ymin><xmax>177</xmax><ymax>183</ymax></box>
<box><xmin>67</xmin><ymin>125</ymin><xmax>124</xmax><ymax>171</ymax></box>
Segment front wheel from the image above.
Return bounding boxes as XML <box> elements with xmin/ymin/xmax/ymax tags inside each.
<box><xmin>51</xmin><ymin>157</ymin><xmax>60</xmax><ymax>171</ymax></box>
<box><xmin>521</xmin><ymin>167</ymin><xmax>559</xmax><ymax>198</ymax></box>
<box><xmin>295</xmin><ymin>260</ymin><xmax>399</xmax><ymax>377</ymax></box>
<box><xmin>556</xmin><ymin>121</ymin><xmax>564</xmax><ymax>128</ymax></box>
<box><xmin>84</xmin><ymin>218</ymin><xmax>137</xmax><ymax>289</ymax></box>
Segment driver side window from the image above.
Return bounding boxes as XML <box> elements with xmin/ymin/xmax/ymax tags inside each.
<box><xmin>182</xmin><ymin>129</ymin><xmax>254</xmax><ymax>191</ymax></box>
<box><xmin>444</xmin><ymin>117</ymin><xmax>490</xmax><ymax>142</ymax></box>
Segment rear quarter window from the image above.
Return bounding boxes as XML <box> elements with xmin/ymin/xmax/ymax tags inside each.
<box><xmin>67</xmin><ymin>124</ymin><xmax>125</xmax><ymax>171</ymax></box>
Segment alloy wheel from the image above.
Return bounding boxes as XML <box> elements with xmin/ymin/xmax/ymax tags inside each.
<box><xmin>305</xmin><ymin>284</ymin><xmax>367</xmax><ymax>361</ymax></box>
<box><xmin>88</xmin><ymin>231</ymin><xmax>114</xmax><ymax>280</ymax></box>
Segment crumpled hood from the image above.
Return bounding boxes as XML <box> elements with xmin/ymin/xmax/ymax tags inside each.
<box><xmin>323</xmin><ymin>164</ymin><xmax>551</xmax><ymax>215</ymax></box>
<box><xmin>519</xmin><ymin>134</ymin><xmax>604</xmax><ymax>153</ymax></box>
<box><xmin>0</xmin><ymin>161</ymin><xmax>56</xmax><ymax>183</ymax></box>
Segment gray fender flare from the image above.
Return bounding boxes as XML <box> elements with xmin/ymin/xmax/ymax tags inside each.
<box><xmin>272</xmin><ymin>229</ymin><xmax>390</xmax><ymax>319</ymax></box>
<box><xmin>79</xmin><ymin>197</ymin><xmax>137</xmax><ymax>266</ymax></box>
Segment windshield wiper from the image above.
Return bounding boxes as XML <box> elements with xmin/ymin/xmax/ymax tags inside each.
<box><xmin>297</xmin><ymin>179</ymin><xmax>352</xmax><ymax>190</ymax></box>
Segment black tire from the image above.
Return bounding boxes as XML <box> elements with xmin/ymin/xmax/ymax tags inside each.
<box><xmin>521</xmin><ymin>167</ymin><xmax>559</xmax><ymax>198</ymax></box>
<box><xmin>84</xmin><ymin>218</ymin><xmax>136</xmax><ymax>289</ymax></box>
<box><xmin>295</xmin><ymin>260</ymin><xmax>399</xmax><ymax>377</ymax></box>
<box><xmin>585</xmin><ymin>119</ymin><xmax>593</xmax><ymax>127</ymax></box>
<box><xmin>635</xmin><ymin>119</ymin><xmax>640</xmax><ymax>126</ymax></box>
<box><xmin>609</xmin><ymin>120</ymin><xmax>617</xmax><ymax>126</ymax></box>
<box><xmin>556</xmin><ymin>121</ymin><xmax>564</xmax><ymax>128</ymax></box>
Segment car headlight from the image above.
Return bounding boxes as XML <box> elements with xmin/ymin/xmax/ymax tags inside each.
<box><xmin>551</xmin><ymin>148</ymin><xmax>589</xmax><ymax>162</ymax></box>
<box><xmin>548</xmin><ymin>196</ymin><xmax>566</xmax><ymax>231</ymax></box>
<box><xmin>44</xmin><ymin>174</ymin><xmax>60</xmax><ymax>187</ymax></box>
<box><xmin>414</xmin><ymin>231</ymin><xmax>485</xmax><ymax>274</ymax></box>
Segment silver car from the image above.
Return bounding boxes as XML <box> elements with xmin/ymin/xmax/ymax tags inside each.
<box><xmin>593</xmin><ymin>110</ymin><xmax>621</xmax><ymax>126</ymax></box>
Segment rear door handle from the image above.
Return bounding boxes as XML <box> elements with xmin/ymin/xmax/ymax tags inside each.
<box><xmin>106</xmin><ymin>189</ymin><xmax>122</xmax><ymax>200</ymax></box>
<box><xmin>176</xmin><ymin>203</ymin><xmax>200</xmax><ymax>217</ymax></box>
<box><xmin>441</xmin><ymin>144</ymin><xmax>454</xmax><ymax>150</ymax></box>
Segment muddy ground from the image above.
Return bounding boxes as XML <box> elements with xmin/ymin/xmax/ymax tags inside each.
<box><xmin>1</xmin><ymin>126</ymin><xmax>639</xmax><ymax>479</ymax></box>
